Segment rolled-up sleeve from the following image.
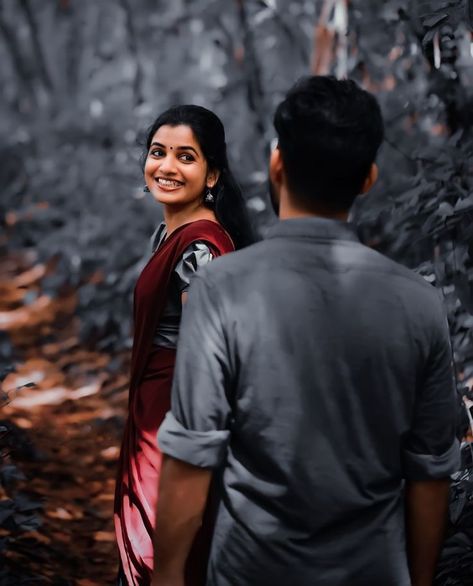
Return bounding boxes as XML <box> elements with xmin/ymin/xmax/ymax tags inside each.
<box><xmin>157</xmin><ymin>271</ymin><xmax>233</xmax><ymax>468</ymax></box>
<box><xmin>402</xmin><ymin>301</ymin><xmax>460</xmax><ymax>480</ymax></box>
<box><xmin>158</xmin><ymin>412</ymin><xmax>230</xmax><ymax>467</ymax></box>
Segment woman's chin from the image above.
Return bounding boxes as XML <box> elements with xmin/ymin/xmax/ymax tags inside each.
<box><xmin>152</xmin><ymin>192</ymin><xmax>182</xmax><ymax>205</ymax></box>
<box><xmin>153</xmin><ymin>194</ymin><xmax>194</xmax><ymax>208</ymax></box>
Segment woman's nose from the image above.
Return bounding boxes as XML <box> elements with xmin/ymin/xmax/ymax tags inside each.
<box><xmin>158</xmin><ymin>154</ymin><xmax>177</xmax><ymax>174</ymax></box>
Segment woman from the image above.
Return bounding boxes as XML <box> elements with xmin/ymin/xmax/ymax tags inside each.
<box><xmin>114</xmin><ymin>105</ymin><xmax>255</xmax><ymax>586</ymax></box>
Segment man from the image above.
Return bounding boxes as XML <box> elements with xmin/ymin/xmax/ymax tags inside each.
<box><xmin>152</xmin><ymin>76</ymin><xmax>459</xmax><ymax>586</ymax></box>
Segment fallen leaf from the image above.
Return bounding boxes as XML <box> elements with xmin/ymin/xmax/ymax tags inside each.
<box><xmin>94</xmin><ymin>531</ymin><xmax>116</xmax><ymax>542</ymax></box>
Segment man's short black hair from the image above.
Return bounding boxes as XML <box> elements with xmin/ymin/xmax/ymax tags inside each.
<box><xmin>273</xmin><ymin>76</ymin><xmax>384</xmax><ymax>213</ymax></box>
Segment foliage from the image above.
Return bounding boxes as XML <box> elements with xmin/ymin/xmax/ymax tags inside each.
<box><xmin>0</xmin><ymin>418</ymin><xmax>43</xmax><ymax>585</ymax></box>
<box><xmin>436</xmin><ymin>445</ymin><xmax>473</xmax><ymax>586</ymax></box>
<box><xmin>341</xmin><ymin>0</ymin><xmax>473</xmax><ymax>398</ymax></box>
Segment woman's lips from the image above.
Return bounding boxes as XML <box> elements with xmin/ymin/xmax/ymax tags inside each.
<box><xmin>154</xmin><ymin>177</ymin><xmax>184</xmax><ymax>191</ymax></box>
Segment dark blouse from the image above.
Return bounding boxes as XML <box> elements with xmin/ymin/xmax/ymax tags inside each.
<box><xmin>151</xmin><ymin>223</ymin><xmax>214</xmax><ymax>348</ymax></box>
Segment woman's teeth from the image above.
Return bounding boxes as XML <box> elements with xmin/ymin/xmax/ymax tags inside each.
<box><xmin>156</xmin><ymin>178</ymin><xmax>183</xmax><ymax>188</ymax></box>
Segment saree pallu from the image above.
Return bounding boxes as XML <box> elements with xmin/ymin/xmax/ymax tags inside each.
<box><xmin>114</xmin><ymin>220</ymin><xmax>234</xmax><ymax>586</ymax></box>
<box><xmin>115</xmin><ymin>346</ymin><xmax>174</xmax><ymax>585</ymax></box>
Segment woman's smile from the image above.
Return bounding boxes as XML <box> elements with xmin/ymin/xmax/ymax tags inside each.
<box><xmin>155</xmin><ymin>176</ymin><xmax>185</xmax><ymax>191</ymax></box>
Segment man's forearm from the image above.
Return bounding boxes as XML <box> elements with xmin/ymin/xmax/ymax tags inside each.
<box><xmin>152</xmin><ymin>455</ymin><xmax>212</xmax><ymax>582</ymax></box>
<box><xmin>405</xmin><ymin>478</ymin><xmax>450</xmax><ymax>586</ymax></box>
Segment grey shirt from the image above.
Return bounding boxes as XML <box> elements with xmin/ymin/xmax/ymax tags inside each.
<box><xmin>158</xmin><ymin>217</ymin><xmax>460</xmax><ymax>586</ymax></box>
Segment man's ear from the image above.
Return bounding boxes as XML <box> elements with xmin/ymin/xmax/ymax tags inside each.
<box><xmin>269</xmin><ymin>147</ymin><xmax>284</xmax><ymax>189</ymax></box>
<box><xmin>206</xmin><ymin>169</ymin><xmax>220</xmax><ymax>189</ymax></box>
<box><xmin>360</xmin><ymin>163</ymin><xmax>378</xmax><ymax>194</ymax></box>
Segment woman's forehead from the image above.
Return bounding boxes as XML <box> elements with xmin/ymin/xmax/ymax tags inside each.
<box><xmin>152</xmin><ymin>124</ymin><xmax>200</xmax><ymax>150</ymax></box>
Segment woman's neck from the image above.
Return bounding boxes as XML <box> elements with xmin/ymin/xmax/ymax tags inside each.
<box><xmin>163</xmin><ymin>204</ymin><xmax>217</xmax><ymax>237</ymax></box>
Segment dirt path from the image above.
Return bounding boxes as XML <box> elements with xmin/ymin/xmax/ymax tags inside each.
<box><xmin>1</xmin><ymin>252</ymin><xmax>129</xmax><ymax>585</ymax></box>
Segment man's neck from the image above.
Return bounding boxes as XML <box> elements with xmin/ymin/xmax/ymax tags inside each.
<box><xmin>279</xmin><ymin>195</ymin><xmax>349</xmax><ymax>222</ymax></box>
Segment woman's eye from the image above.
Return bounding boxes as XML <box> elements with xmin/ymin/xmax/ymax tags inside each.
<box><xmin>180</xmin><ymin>153</ymin><xmax>194</xmax><ymax>162</ymax></box>
<box><xmin>150</xmin><ymin>148</ymin><xmax>164</xmax><ymax>157</ymax></box>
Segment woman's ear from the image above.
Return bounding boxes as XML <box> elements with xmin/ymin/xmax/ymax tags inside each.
<box><xmin>206</xmin><ymin>169</ymin><xmax>221</xmax><ymax>189</ymax></box>
<box><xmin>360</xmin><ymin>163</ymin><xmax>378</xmax><ymax>195</ymax></box>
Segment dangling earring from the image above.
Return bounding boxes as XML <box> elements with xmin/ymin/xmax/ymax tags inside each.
<box><xmin>204</xmin><ymin>187</ymin><xmax>215</xmax><ymax>204</ymax></box>
<box><xmin>143</xmin><ymin>185</ymin><xmax>150</xmax><ymax>193</ymax></box>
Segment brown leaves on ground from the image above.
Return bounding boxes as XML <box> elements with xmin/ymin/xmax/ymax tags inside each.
<box><xmin>1</xmin><ymin>251</ymin><xmax>130</xmax><ymax>584</ymax></box>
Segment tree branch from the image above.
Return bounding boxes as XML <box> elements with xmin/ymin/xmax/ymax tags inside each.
<box><xmin>18</xmin><ymin>0</ymin><xmax>53</xmax><ymax>94</ymax></box>
<box><xmin>235</xmin><ymin>0</ymin><xmax>268</xmax><ymax>141</ymax></box>
<box><xmin>312</xmin><ymin>0</ymin><xmax>348</xmax><ymax>77</ymax></box>
<box><xmin>0</xmin><ymin>5</ymin><xmax>36</xmax><ymax>109</ymax></box>
<box><xmin>119</xmin><ymin>0</ymin><xmax>145</xmax><ymax>106</ymax></box>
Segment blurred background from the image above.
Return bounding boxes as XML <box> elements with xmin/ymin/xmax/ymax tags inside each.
<box><xmin>1</xmin><ymin>1</ymin><xmax>473</xmax><ymax>584</ymax></box>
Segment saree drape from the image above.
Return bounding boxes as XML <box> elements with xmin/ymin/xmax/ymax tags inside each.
<box><xmin>114</xmin><ymin>220</ymin><xmax>234</xmax><ymax>586</ymax></box>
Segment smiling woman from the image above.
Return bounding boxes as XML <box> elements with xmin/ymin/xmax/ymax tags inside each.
<box><xmin>114</xmin><ymin>105</ymin><xmax>256</xmax><ymax>586</ymax></box>
<box><xmin>144</xmin><ymin>124</ymin><xmax>218</xmax><ymax>219</ymax></box>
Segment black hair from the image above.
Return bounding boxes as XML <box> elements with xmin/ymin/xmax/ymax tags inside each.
<box><xmin>143</xmin><ymin>105</ymin><xmax>256</xmax><ymax>250</ymax></box>
<box><xmin>273</xmin><ymin>76</ymin><xmax>384</xmax><ymax>213</ymax></box>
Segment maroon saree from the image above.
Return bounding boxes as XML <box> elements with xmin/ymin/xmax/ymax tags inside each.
<box><xmin>114</xmin><ymin>220</ymin><xmax>234</xmax><ymax>586</ymax></box>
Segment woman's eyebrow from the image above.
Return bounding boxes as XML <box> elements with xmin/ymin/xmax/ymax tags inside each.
<box><xmin>150</xmin><ymin>141</ymin><xmax>198</xmax><ymax>155</ymax></box>
<box><xmin>175</xmin><ymin>145</ymin><xmax>199</xmax><ymax>155</ymax></box>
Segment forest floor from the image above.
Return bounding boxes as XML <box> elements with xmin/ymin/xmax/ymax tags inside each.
<box><xmin>1</xmin><ymin>251</ymin><xmax>129</xmax><ymax>585</ymax></box>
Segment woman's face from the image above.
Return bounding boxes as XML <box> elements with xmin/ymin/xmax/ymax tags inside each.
<box><xmin>144</xmin><ymin>124</ymin><xmax>217</xmax><ymax>209</ymax></box>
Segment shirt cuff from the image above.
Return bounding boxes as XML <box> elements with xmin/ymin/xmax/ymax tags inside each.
<box><xmin>157</xmin><ymin>411</ymin><xmax>230</xmax><ymax>468</ymax></box>
<box><xmin>402</xmin><ymin>438</ymin><xmax>461</xmax><ymax>480</ymax></box>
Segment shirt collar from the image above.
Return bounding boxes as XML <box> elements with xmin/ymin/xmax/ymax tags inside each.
<box><xmin>265</xmin><ymin>216</ymin><xmax>360</xmax><ymax>243</ymax></box>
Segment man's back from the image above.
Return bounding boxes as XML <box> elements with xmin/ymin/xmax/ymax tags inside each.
<box><xmin>158</xmin><ymin>217</ymin><xmax>458</xmax><ymax>586</ymax></box>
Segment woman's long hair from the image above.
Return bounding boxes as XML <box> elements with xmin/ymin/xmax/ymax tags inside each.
<box><xmin>143</xmin><ymin>105</ymin><xmax>256</xmax><ymax>250</ymax></box>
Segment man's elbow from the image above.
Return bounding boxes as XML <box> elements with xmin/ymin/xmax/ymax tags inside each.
<box><xmin>405</xmin><ymin>477</ymin><xmax>451</xmax><ymax>496</ymax></box>
<box><xmin>159</xmin><ymin>454</ymin><xmax>213</xmax><ymax>508</ymax></box>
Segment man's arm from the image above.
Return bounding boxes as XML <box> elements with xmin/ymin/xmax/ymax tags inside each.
<box><xmin>405</xmin><ymin>478</ymin><xmax>450</xmax><ymax>586</ymax></box>
<box><xmin>402</xmin><ymin>298</ymin><xmax>460</xmax><ymax>586</ymax></box>
<box><xmin>151</xmin><ymin>456</ymin><xmax>212</xmax><ymax>586</ymax></box>
<box><xmin>152</xmin><ymin>272</ymin><xmax>233</xmax><ymax>584</ymax></box>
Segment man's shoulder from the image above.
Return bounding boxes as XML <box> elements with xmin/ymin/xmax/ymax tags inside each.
<box><xmin>213</xmin><ymin>238</ymin><xmax>429</xmax><ymax>281</ymax></box>
<box><xmin>196</xmin><ymin>239</ymin><xmax>269</xmax><ymax>281</ymax></box>
<box><xmin>361</xmin><ymin>245</ymin><xmax>439</xmax><ymax>297</ymax></box>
